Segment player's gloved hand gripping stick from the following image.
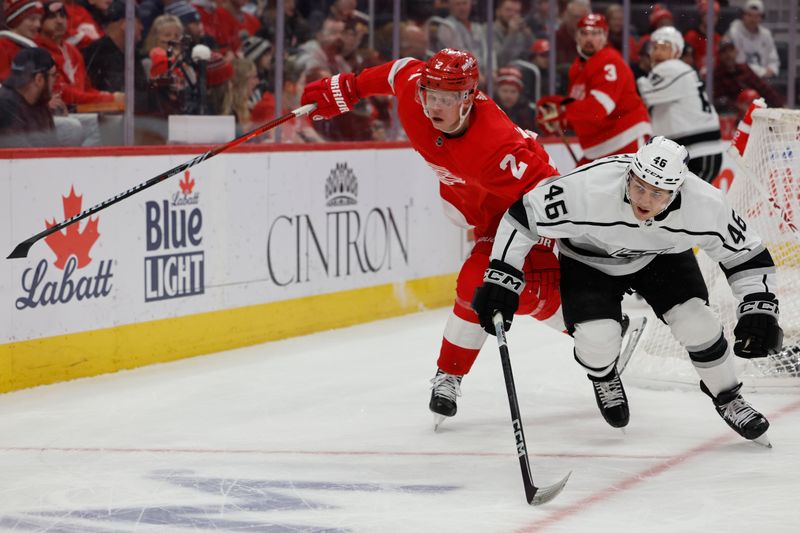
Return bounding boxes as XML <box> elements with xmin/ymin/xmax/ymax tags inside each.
<box><xmin>301</xmin><ymin>73</ymin><xmax>360</xmax><ymax>121</ymax></box>
<box><xmin>734</xmin><ymin>292</ymin><xmax>783</xmax><ymax>358</ymax></box>
<box><xmin>8</xmin><ymin>104</ymin><xmax>317</xmax><ymax>260</ymax></box>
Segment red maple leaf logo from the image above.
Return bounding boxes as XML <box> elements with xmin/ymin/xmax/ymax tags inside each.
<box><xmin>44</xmin><ymin>186</ymin><xmax>100</xmax><ymax>270</ymax></box>
<box><xmin>179</xmin><ymin>170</ymin><xmax>195</xmax><ymax>195</ymax></box>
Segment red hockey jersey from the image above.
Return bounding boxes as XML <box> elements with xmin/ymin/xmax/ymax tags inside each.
<box><xmin>355</xmin><ymin>58</ymin><xmax>559</xmax><ymax>238</ymax></box>
<box><xmin>565</xmin><ymin>46</ymin><xmax>651</xmax><ymax>159</ymax></box>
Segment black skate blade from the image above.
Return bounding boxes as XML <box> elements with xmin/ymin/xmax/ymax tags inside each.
<box><xmin>530</xmin><ymin>471</ymin><xmax>572</xmax><ymax>506</ymax></box>
<box><xmin>433</xmin><ymin>414</ymin><xmax>447</xmax><ymax>432</ymax></box>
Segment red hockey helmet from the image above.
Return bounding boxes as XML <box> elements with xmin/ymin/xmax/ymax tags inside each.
<box><xmin>736</xmin><ymin>88</ymin><xmax>761</xmax><ymax>109</ymax></box>
<box><xmin>577</xmin><ymin>13</ymin><xmax>609</xmax><ymax>32</ymax></box>
<box><xmin>419</xmin><ymin>48</ymin><xmax>479</xmax><ymax>93</ymax></box>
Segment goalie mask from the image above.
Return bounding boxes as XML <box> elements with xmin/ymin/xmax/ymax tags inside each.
<box><xmin>417</xmin><ymin>48</ymin><xmax>479</xmax><ymax>133</ymax></box>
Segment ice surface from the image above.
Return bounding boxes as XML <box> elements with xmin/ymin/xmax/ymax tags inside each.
<box><xmin>0</xmin><ymin>308</ymin><xmax>798</xmax><ymax>532</ymax></box>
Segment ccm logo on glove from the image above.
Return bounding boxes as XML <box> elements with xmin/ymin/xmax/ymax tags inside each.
<box><xmin>485</xmin><ymin>267</ymin><xmax>524</xmax><ymax>294</ymax></box>
<box><xmin>738</xmin><ymin>299</ymin><xmax>778</xmax><ymax>315</ymax></box>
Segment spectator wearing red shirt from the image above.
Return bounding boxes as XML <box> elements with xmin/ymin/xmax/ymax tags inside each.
<box><xmin>0</xmin><ymin>0</ymin><xmax>43</xmax><ymax>81</ymax></box>
<box><xmin>36</xmin><ymin>0</ymin><xmax>122</xmax><ymax>106</ymax></box>
<box><xmin>191</xmin><ymin>0</ymin><xmax>217</xmax><ymax>33</ymax></box>
<box><xmin>209</xmin><ymin>0</ymin><xmax>260</xmax><ymax>53</ymax></box>
<box><xmin>713</xmin><ymin>37</ymin><xmax>784</xmax><ymax>113</ymax></box>
<box><xmin>684</xmin><ymin>0</ymin><xmax>721</xmax><ymax>75</ymax></box>
<box><xmin>64</xmin><ymin>0</ymin><xmax>107</xmax><ymax>49</ymax></box>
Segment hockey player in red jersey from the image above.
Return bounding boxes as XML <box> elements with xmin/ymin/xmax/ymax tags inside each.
<box><xmin>300</xmin><ymin>48</ymin><xmax>563</xmax><ymax>428</ymax></box>
<box><xmin>535</xmin><ymin>14</ymin><xmax>651</xmax><ymax>164</ymax></box>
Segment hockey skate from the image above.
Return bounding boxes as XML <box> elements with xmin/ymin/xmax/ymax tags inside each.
<box><xmin>700</xmin><ymin>381</ymin><xmax>771</xmax><ymax>447</ymax></box>
<box><xmin>588</xmin><ymin>366</ymin><xmax>630</xmax><ymax>428</ymax></box>
<box><xmin>429</xmin><ymin>369</ymin><xmax>462</xmax><ymax>431</ymax></box>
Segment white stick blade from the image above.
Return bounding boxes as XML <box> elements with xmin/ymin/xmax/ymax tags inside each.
<box><xmin>531</xmin><ymin>471</ymin><xmax>572</xmax><ymax>506</ymax></box>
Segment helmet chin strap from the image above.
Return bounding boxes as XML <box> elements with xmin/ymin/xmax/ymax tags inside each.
<box><xmin>577</xmin><ymin>44</ymin><xmax>592</xmax><ymax>60</ymax></box>
<box><xmin>420</xmin><ymin>97</ymin><xmax>473</xmax><ymax>134</ymax></box>
<box><xmin>438</xmin><ymin>101</ymin><xmax>473</xmax><ymax>134</ymax></box>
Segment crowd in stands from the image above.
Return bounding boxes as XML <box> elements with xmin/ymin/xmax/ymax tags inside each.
<box><xmin>0</xmin><ymin>0</ymin><xmax>793</xmax><ymax>147</ymax></box>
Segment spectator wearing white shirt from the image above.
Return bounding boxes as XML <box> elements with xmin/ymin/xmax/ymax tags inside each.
<box><xmin>725</xmin><ymin>0</ymin><xmax>779</xmax><ymax>79</ymax></box>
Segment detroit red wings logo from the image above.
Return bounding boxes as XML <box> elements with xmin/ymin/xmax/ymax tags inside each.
<box><xmin>44</xmin><ymin>186</ymin><xmax>99</xmax><ymax>269</ymax></box>
<box><xmin>569</xmin><ymin>83</ymin><xmax>586</xmax><ymax>100</ymax></box>
<box><xmin>426</xmin><ymin>162</ymin><xmax>466</xmax><ymax>186</ymax></box>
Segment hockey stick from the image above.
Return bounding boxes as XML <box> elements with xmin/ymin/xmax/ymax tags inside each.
<box><xmin>7</xmin><ymin>103</ymin><xmax>317</xmax><ymax>260</ymax></box>
<box><xmin>617</xmin><ymin>316</ymin><xmax>648</xmax><ymax>375</ymax></box>
<box><xmin>493</xmin><ymin>312</ymin><xmax>571</xmax><ymax>505</ymax></box>
<box><xmin>554</xmin><ymin>123</ymin><xmax>579</xmax><ymax>165</ymax></box>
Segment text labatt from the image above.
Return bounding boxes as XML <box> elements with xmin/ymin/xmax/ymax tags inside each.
<box><xmin>16</xmin><ymin>257</ymin><xmax>113</xmax><ymax>309</ymax></box>
<box><xmin>144</xmin><ymin>200</ymin><xmax>204</xmax><ymax>301</ymax></box>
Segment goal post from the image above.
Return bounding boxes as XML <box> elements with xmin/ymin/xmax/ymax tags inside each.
<box><xmin>625</xmin><ymin>107</ymin><xmax>800</xmax><ymax>391</ymax></box>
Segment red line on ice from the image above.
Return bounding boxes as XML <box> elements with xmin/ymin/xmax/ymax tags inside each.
<box><xmin>0</xmin><ymin>446</ymin><xmax>668</xmax><ymax>461</ymax></box>
<box><xmin>516</xmin><ymin>398</ymin><xmax>800</xmax><ymax>533</ymax></box>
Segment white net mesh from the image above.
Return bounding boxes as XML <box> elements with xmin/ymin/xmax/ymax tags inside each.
<box><xmin>626</xmin><ymin>108</ymin><xmax>800</xmax><ymax>391</ymax></box>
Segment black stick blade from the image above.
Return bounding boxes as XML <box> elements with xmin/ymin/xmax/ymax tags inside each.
<box><xmin>530</xmin><ymin>471</ymin><xmax>571</xmax><ymax>506</ymax></box>
<box><xmin>8</xmin><ymin>240</ymin><xmax>34</xmax><ymax>259</ymax></box>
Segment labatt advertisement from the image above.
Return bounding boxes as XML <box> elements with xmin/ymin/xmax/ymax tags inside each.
<box><xmin>15</xmin><ymin>186</ymin><xmax>114</xmax><ymax>310</ymax></box>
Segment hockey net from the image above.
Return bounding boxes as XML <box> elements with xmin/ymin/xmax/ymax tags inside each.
<box><xmin>626</xmin><ymin>108</ymin><xmax>800</xmax><ymax>391</ymax></box>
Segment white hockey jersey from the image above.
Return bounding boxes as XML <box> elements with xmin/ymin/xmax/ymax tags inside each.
<box><xmin>492</xmin><ymin>155</ymin><xmax>777</xmax><ymax>302</ymax></box>
<box><xmin>637</xmin><ymin>60</ymin><xmax>724</xmax><ymax>159</ymax></box>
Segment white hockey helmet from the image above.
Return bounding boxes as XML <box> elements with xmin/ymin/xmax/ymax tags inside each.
<box><xmin>650</xmin><ymin>26</ymin><xmax>684</xmax><ymax>57</ymax></box>
<box><xmin>630</xmin><ymin>136</ymin><xmax>690</xmax><ymax>191</ymax></box>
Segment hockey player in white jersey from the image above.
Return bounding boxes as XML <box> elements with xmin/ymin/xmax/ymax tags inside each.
<box><xmin>472</xmin><ymin>137</ymin><xmax>782</xmax><ymax>444</ymax></box>
<box><xmin>636</xmin><ymin>27</ymin><xmax>724</xmax><ymax>183</ymax></box>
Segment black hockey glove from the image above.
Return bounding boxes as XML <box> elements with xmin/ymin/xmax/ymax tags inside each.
<box><xmin>733</xmin><ymin>292</ymin><xmax>784</xmax><ymax>358</ymax></box>
<box><xmin>471</xmin><ymin>259</ymin><xmax>524</xmax><ymax>335</ymax></box>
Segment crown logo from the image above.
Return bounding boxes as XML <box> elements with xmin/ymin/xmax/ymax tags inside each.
<box><xmin>179</xmin><ymin>170</ymin><xmax>195</xmax><ymax>195</ymax></box>
<box><xmin>325</xmin><ymin>162</ymin><xmax>358</xmax><ymax>207</ymax></box>
<box><xmin>44</xmin><ymin>186</ymin><xmax>100</xmax><ymax>270</ymax></box>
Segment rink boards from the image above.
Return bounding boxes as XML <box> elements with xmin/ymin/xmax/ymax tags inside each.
<box><xmin>0</xmin><ymin>139</ymin><xmax>742</xmax><ymax>393</ymax></box>
<box><xmin>1</xmin><ymin>144</ymin><xmax>472</xmax><ymax>393</ymax></box>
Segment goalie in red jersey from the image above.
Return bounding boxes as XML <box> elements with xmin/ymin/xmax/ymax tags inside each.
<box><xmin>536</xmin><ymin>14</ymin><xmax>651</xmax><ymax>165</ymax></box>
<box><xmin>301</xmin><ymin>48</ymin><xmax>563</xmax><ymax>429</ymax></box>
